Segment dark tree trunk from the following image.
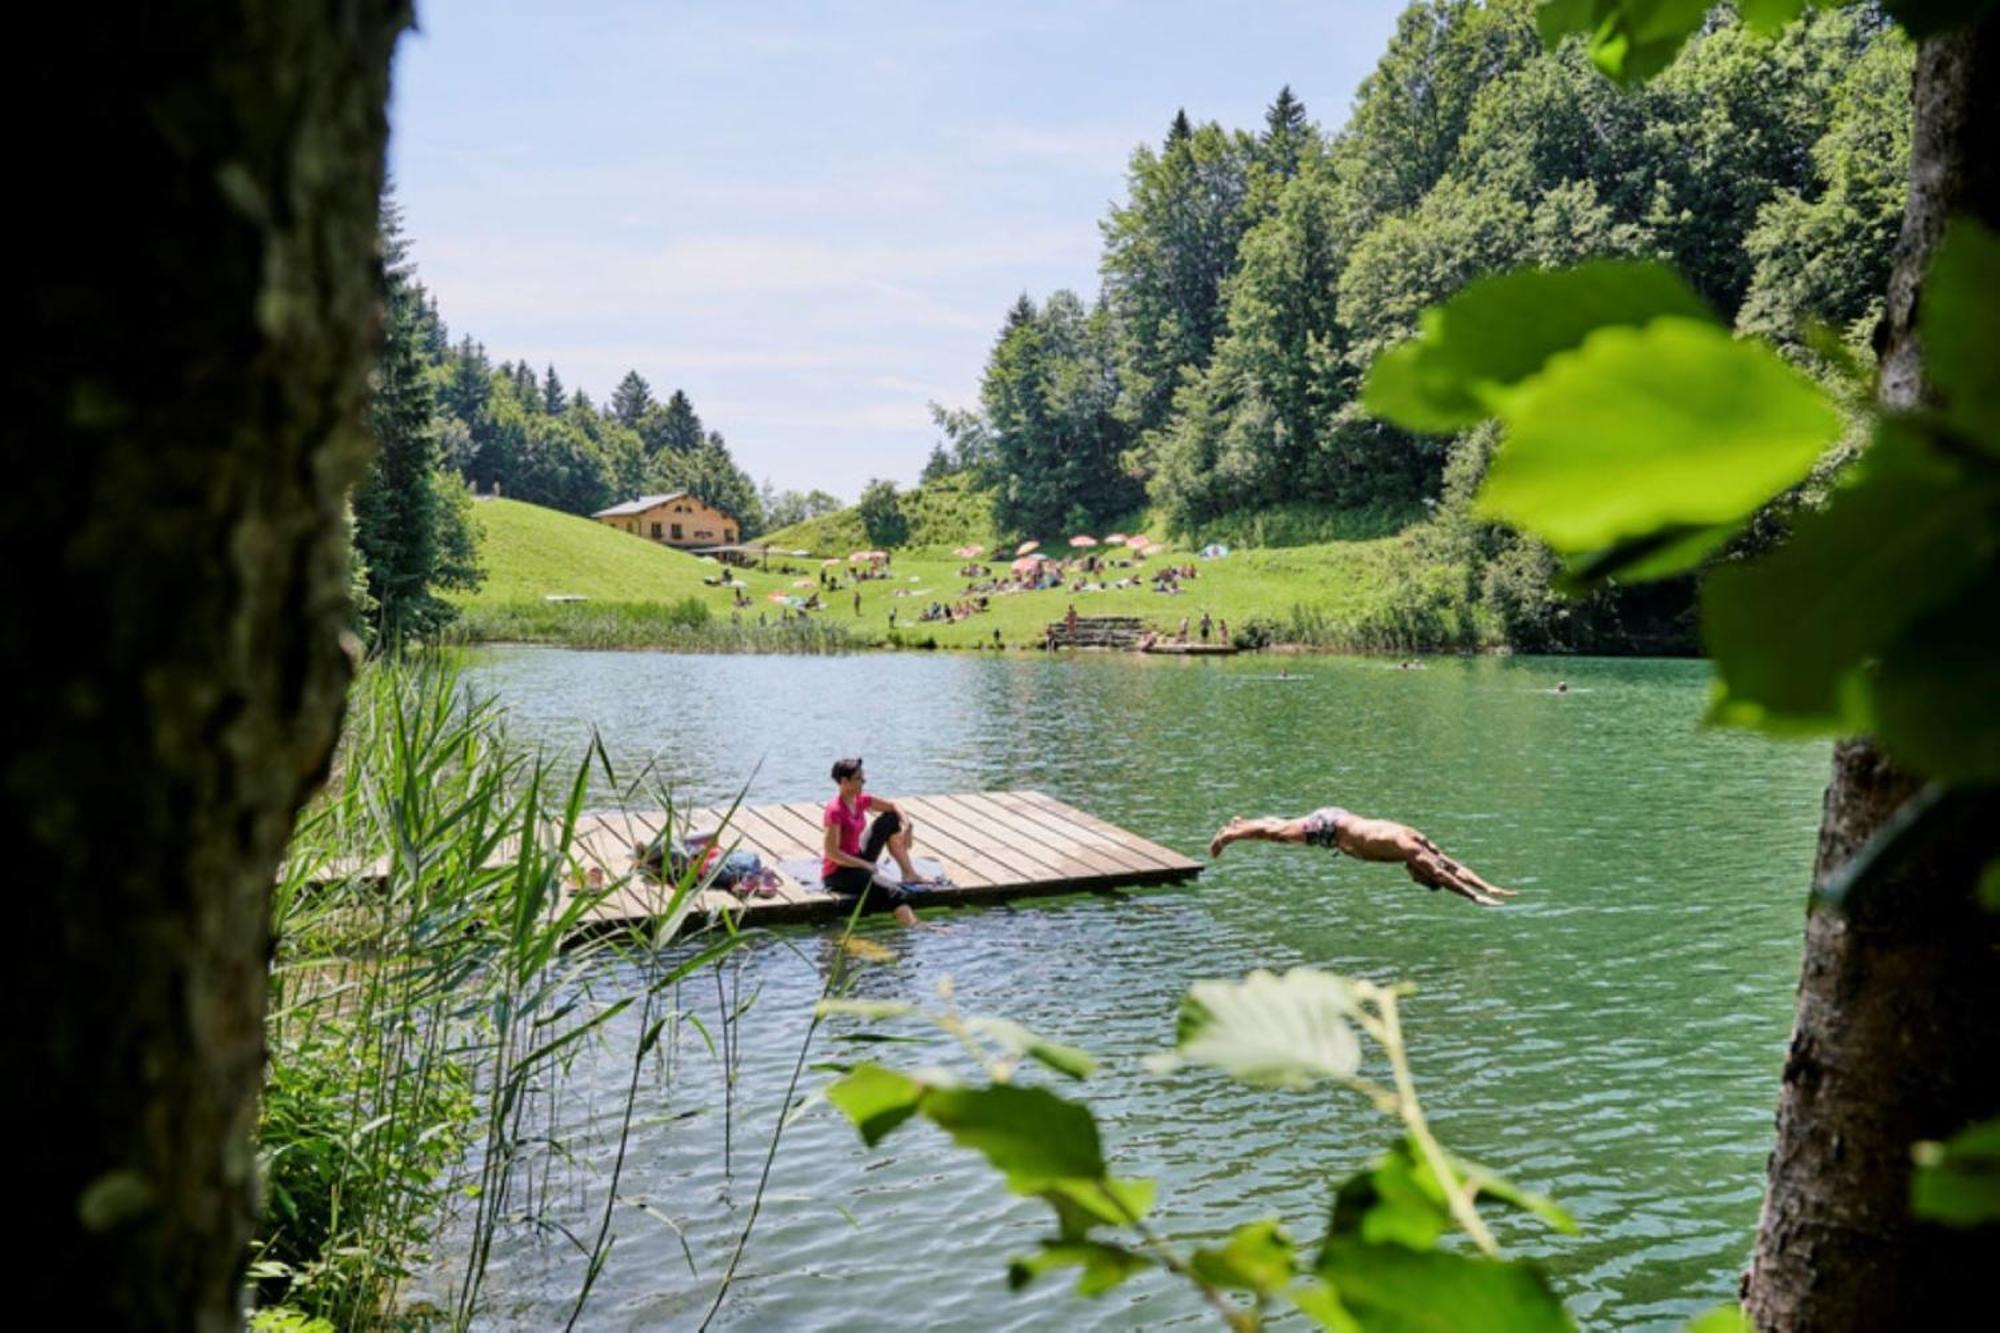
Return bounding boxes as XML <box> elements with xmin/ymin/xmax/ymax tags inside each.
<box><xmin>1745</xmin><ymin>22</ymin><xmax>2000</xmax><ymax>1331</ymax></box>
<box><xmin>8</xmin><ymin>5</ymin><xmax>407</xmax><ymax>1326</ymax></box>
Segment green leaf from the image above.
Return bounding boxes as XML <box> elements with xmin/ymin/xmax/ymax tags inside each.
<box><xmin>1873</xmin><ymin>569</ymin><xmax>2000</xmax><ymax>781</ymax></box>
<box><xmin>1450</xmin><ymin>1153</ymin><xmax>1579</xmax><ymax>1236</ymax></box>
<box><xmin>1007</xmin><ymin>1239</ymin><xmax>1154</xmax><ymax>1296</ymax></box>
<box><xmin>1534</xmin><ymin>0</ymin><xmax>1716</xmax><ymax>85</ymax></box>
<box><xmin>1317</xmin><ymin>1238</ymin><xmax>1576</xmax><ymax>1332</ymax></box>
<box><xmin>1290</xmin><ymin>1279</ymin><xmax>1363</xmax><ymax>1333</ymax></box>
<box><xmin>1980</xmin><ymin>860</ymin><xmax>2000</xmax><ymax>913</ymax></box>
<box><xmin>1190</xmin><ymin>1218</ymin><xmax>1299</xmax><ymax>1296</ymax></box>
<box><xmin>1038</xmin><ymin>1176</ymin><xmax>1157</xmax><ymax>1237</ymax></box>
<box><xmin>966</xmin><ymin>1015</ymin><xmax>1098</xmax><ymax>1079</ymax></box>
<box><xmin>1149</xmin><ymin>967</ymin><xmax>1364</xmax><ymax>1089</ymax></box>
<box><xmin>1701</xmin><ymin>440</ymin><xmax>1991</xmax><ymax>734</ymax></box>
<box><xmin>920</xmin><ymin>1083</ymin><xmax>1106</xmax><ymax>1184</ymax></box>
<box><xmin>1736</xmin><ymin>0</ymin><xmax>1807</xmax><ymax>35</ymax></box>
<box><xmin>825</xmin><ymin>1063</ymin><xmax>926</xmax><ymax>1147</ymax></box>
<box><xmin>1911</xmin><ymin>1118</ymin><xmax>2000</xmax><ymax>1225</ymax></box>
<box><xmin>1364</xmin><ymin>262</ymin><xmax>1713</xmax><ymax>434</ymax></box>
<box><xmin>1479</xmin><ymin>317</ymin><xmax>1841</xmax><ymax>556</ymax></box>
<box><xmin>1560</xmin><ymin>522</ymin><xmax>1734</xmax><ymax>588</ymax></box>
<box><xmin>1685</xmin><ymin>1304</ymin><xmax>1754</xmax><ymax>1333</ymax></box>
<box><xmin>1331</xmin><ymin>1141</ymin><xmax>1452</xmax><ymax>1252</ymax></box>
<box><xmin>1920</xmin><ymin>219</ymin><xmax>2000</xmax><ymax>451</ymax></box>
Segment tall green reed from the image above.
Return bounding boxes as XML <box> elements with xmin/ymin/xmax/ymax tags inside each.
<box><xmin>258</xmin><ymin>657</ymin><xmax>755</xmax><ymax>1328</ymax></box>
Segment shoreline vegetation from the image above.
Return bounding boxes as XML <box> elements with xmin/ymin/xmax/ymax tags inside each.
<box><xmin>440</xmin><ymin>492</ymin><xmax>1701</xmax><ymax>658</ymax></box>
<box><xmin>256</xmin><ymin>659</ymin><xmax>773</xmax><ymax>1328</ymax></box>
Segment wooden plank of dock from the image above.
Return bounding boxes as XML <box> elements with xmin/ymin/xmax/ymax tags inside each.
<box><xmin>301</xmin><ymin>791</ymin><xmax>1202</xmax><ymax>939</ymax></box>
<box><xmin>580</xmin><ymin>789</ymin><xmax>1200</xmax><ymax>936</ymax></box>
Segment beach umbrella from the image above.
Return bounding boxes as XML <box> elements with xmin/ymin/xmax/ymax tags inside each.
<box><xmin>1010</xmin><ymin>555</ymin><xmax>1042</xmax><ymax>573</ymax></box>
<box><xmin>1016</xmin><ymin>540</ymin><xmax>1040</xmax><ymax>556</ymax></box>
<box><xmin>821</xmin><ymin>557</ymin><xmax>843</xmax><ymax>566</ymax></box>
<box><xmin>1105</xmin><ymin>533</ymin><xmax>1129</xmax><ymax>545</ymax></box>
<box><xmin>953</xmin><ymin>544</ymin><xmax>983</xmax><ymax>559</ymax></box>
<box><xmin>1068</xmin><ymin>535</ymin><xmax>1098</xmax><ymax>548</ymax></box>
<box><xmin>848</xmin><ymin>550</ymin><xmax>871</xmax><ymax>561</ymax></box>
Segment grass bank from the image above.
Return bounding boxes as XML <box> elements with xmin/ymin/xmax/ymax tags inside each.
<box><xmin>454</xmin><ymin>493</ymin><xmax>1497</xmax><ymax>654</ymax></box>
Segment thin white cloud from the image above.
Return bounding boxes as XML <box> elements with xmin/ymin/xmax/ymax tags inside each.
<box><xmin>961</xmin><ymin>123</ymin><xmax>1146</xmax><ymax>169</ymax></box>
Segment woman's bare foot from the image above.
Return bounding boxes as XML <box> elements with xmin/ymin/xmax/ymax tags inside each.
<box><xmin>1208</xmin><ymin>817</ymin><xmax>1248</xmax><ymax>858</ymax></box>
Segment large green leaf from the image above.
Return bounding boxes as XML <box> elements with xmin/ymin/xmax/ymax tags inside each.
<box><xmin>1912</xmin><ymin>1117</ymin><xmax>2000</xmax><ymax>1225</ymax></box>
<box><xmin>1736</xmin><ymin>0</ymin><xmax>1808</xmax><ymax>35</ymax></box>
<box><xmin>1150</xmin><ymin>968</ymin><xmax>1364</xmax><ymax>1089</ymax></box>
<box><xmin>1920</xmin><ymin>219</ymin><xmax>2000</xmax><ymax>451</ymax></box>
<box><xmin>1190</xmin><ymin>1219</ymin><xmax>1299</xmax><ymax>1296</ymax></box>
<box><xmin>921</xmin><ymin>1083</ymin><xmax>1106</xmax><ymax>1184</ymax></box>
<box><xmin>1364</xmin><ymin>262</ymin><xmax>1713</xmax><ymax>434</ymax></box>
<box><xmin>1872</xmin><ymin>569</ymin><xmax>2000</xmax><ymax>782</ymax></box>
<box><xmin>825</xmin><ymin>1063</ymin><xmax>926</xmax><ymax>1147</ymax></box>
<box><xmin>1006</xmin><ymin>1239</ymin><xmax>1154</xmax><ymax>1296</ymax></box>
<box><xmin>1478</xmin><ymin>317</ymin><xmax>1841</xmax><ymax>555</ymax></box>
<box><xmin>1330</xmin><ymin>1142</ymin><xmax>1452</xmax><ymax>1252</ymax></box>
<box><xmin>1534</xmin><ymin>0</ymin><xmax>1717</xmax><ymax>85</ymax></box>
<box><xmin>1317</xmin><ymin>1239</ymin><xmax>1575</xmax><ymax>1332</ymax></box>
<box><xmin>1701</xmin><ymin>440</ymin><xmax>1992</xmax><ymax>734</ymax></box>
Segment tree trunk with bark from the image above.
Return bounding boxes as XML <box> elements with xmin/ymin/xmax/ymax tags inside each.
<box><xmin>9</xmin><ymin>5</ymin><xmax>406</xmax><ymax>1326</ymax></box>
<box><xmin>1745</xmin><ymin>21</ymin><xmax>2000</xmax><ymax>1330</ymax></box>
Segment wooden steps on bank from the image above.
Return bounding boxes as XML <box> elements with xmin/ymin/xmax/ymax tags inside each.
<box><xmin>564</xmin><ymin>791</ymin><xmax>1201</xmax><ymax>937</ymax></box>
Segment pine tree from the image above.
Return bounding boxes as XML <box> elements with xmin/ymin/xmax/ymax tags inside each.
<box><xmin>1261</xmin><ymin>85</ymin><xmax>1312</xmax><ymax>179</ymax></box>
<box><xmin>610</xmin><ymin>369</ymin><xmax>654</xmax><ymax>427</ymax></box>
<box><xmin>643</xmin><ymin>388</ymin><xmax>704</xmax><ymax>454</ymax></box>
<box><xmin>541</xmin><ymin>363</ymin><xmax>567</xmax><ymax>415</ymax></box>
<box><xmin>350</xmin><ymin>195</ymin><xmax>482</xmax><ymax>646</ymax></box>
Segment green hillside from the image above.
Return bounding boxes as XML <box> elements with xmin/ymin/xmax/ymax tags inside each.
<box><xmin>762</xmin><ymin>474</ymin><xmax>1002</xmax><ymax>553</ymax></box>
<box><xmin>454</xmin><ymin>497</ymin><xmax>739</xmax><ymax>605</ymax></box>
<box><xmin>449</xmin><ymin>494</ymin><xmax>1487</xmax><ymax>653</ymax></box>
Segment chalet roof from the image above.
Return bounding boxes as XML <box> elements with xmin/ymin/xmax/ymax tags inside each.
<box><xmin>592</xmin><ymin>492</ymin><xmax>689</xmax><ymax>518</ymax></box>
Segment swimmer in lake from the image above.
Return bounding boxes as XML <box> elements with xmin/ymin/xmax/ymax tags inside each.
<box><xmin>1208</xmin><ymin>808</ymin><xmax>1515</xmax><ymax>908</ymax></box>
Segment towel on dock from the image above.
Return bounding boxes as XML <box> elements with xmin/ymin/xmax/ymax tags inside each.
<box><xmin>778</xmin><ymin>856</ymin><xmax>950</xmax><ymax>895</ymax></box>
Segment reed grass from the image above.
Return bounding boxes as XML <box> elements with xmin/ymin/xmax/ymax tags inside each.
<box><xmin>256</xmin><ymin>657</ymin><xmax>757</xmax><ymax>1328</ymax></box>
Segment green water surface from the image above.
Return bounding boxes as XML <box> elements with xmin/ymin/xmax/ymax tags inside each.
<box><xmin>453</xmin><ymin>648</ymin><xmax>1828</xmax><ymax>1330</ymax></box>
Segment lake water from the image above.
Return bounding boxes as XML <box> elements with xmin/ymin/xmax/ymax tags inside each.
<box><xmin>450</xmin><ymin>647</ymin><xmax>1829</xmax><ymax>1330</ymax></box>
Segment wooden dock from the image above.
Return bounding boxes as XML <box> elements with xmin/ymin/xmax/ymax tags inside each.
<box><xmin>565</xmin><ymin>790</ymin><xmax>1202</xmax><ymax>934</ymax></box>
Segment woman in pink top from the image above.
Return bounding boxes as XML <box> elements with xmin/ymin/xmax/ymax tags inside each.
<box><xmin>821</xmin><ymin>757</ymin><xmax>935</xmax><ymax>926</ymax></box>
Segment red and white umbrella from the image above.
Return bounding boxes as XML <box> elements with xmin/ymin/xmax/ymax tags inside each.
<box><xmin>821</xmin><ymin>557</ymin><xmax>844</xmax><ymax>566</ymax></box>
<box><xmin>1010</xmin><ymin>555</ymin><xmax>1044</xmax><ymax>573</ymax></box>
<box><xmin>1068</xmin><ymin>535</ymin><xmax>1098</xmax><ymax>548</ymax></box>
<box><xmin>1105</xmin><ymin>533</ymin><xmax>1129</xmax><ymax>546</ymax></box>
<box><xmin>1015</xmin><ymin>540</ymin><xmax>1040</xmax><ymax>556</ymax></box>
<box><xmin>849</xmin><ymin>550</ymin><xmax>887</xmax><ymax>562</ymax></box>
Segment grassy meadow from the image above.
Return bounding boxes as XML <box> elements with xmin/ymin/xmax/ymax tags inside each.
<box><xmin>447</xmin><ymin>492</ymin><xmax>1494</xmax><ymax>653</ymax></box>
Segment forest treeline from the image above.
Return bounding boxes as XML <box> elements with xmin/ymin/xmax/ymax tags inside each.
<box><xmin>349</xmin><ymin>199</ymin><xmax>827</xmax><ymax>643</ymax></box>
<box><xmin>926</xmin><ymin>0</ymin><xmax>1909</xmax><ymax>647</ymax></box>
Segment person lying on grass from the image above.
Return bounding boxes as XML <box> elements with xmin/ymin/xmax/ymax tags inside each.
<box><xmin>823</xmin><ymin>757</ymin><xmax>941</xmax><ymax>927</ymax></box>
<box><xmin>1208</xmin><ymin>807</ymin><xmax>1515</xmax><ymax>908</ymax></box>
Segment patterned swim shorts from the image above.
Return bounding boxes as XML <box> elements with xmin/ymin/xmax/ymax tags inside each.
<box><xmin>1302</xmin><ymin>806</ymin><xmax>1350</xmax><ymax>852</ymax></box>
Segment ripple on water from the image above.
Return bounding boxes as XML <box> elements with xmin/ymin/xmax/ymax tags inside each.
<box><xmin>432</xmin><ymin>649</ymin><xmax>1826</xmax><ymax>1330</ymax></box>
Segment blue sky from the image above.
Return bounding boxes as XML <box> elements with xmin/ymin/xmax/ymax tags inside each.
<box><xmin>390</xmin><ymin>0</ymin><xmax>1406</xmax><ymax>500</ymax></box>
